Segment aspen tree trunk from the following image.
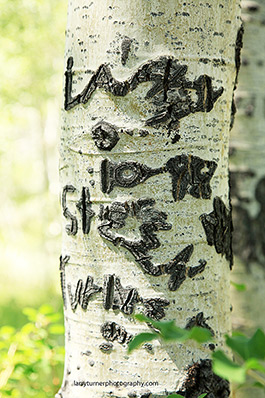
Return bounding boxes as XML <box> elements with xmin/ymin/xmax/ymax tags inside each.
<box><xmin>230</xmin><ymin>0</ymin><xmax>265</xmax><ymax>370</ymax></box>
<box><xmin>58</xmin><ymin>1</ymin><xmax>241</xmax><ymax>398</ymax></box>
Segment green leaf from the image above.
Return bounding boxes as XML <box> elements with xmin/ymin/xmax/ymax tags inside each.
<box><xmin>0</xmin><ymin>326</ymin><xmax>15</xmax><ymax>335</ymax></box>
<box><xmin>226</xmin><ymin>329</ymin><xmax>265</xmax><ymax>360</ymax></box>
<box><xmin>198</xmin><ymin>394</ymin><xmax>208</xmax><ymax>398</ymax></box>
<box><xmin>245</xmin><ymin>358</ymin><xmax>265</xmax><ymax>373</ymax></box>
<box><xmin>212</xmin><ymin>350</ymin><xmax>246</xmax><ymax>383</ymax></box>
<box><xmin>247</xmin><ymin>329</ymin><xmax>265</xmax><ymax>360</ymax></box>
<box><xmin>156</xmin><ymin>322</ymin><xmax>187</xmax><ymax>341</ymax></box>
<box><xmin>230</xmin><ymin>281</ymin><xmax>246</xmax><ymax>291</ymax></box>
<box><xmin>22</xmin><ymin>308</ymin><xmax>37</xmax><ymax>322</ymax></box>
<box><xmin>250</xmin><ymin>382</ymin><xmax>265</xmax><ymax>389</ymax></box>
<box><xmin>187</xmin><ymin>327</ymin><xmax>212</xmax><ymax>343</ymax></box>
<box><xmin>48</xmin><ymin>324</ymin><xmax>64</xmax><ymax>335</ymax></box>
<box><xmin>134</xmin><ymin>314</ymin><xmax>151</xmax><ymax>323</ymax></box>
<box><xmin>127</xmin><ymin>333</ymin><xmax>157</xmax><ymax>353</ymax></box>
<box><xmin>45</xmin><ymin>313</ymin><xmax>62</xmax><ymax>323</ymax></box>
<box><xmin>134</xmin><ymin>314</ymin><xmax>212</xmax><ymax>343</ymax></box>
<box><xmin>38</xmin><ymin>304</ymin><xmax>54</xmax><ymax>315</ymax></box>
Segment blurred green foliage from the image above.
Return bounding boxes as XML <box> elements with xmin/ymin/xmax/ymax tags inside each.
<box><xmin>0</xmin><ymin>0</ymin><xmax>67</xmax><ymax>395</ymax></box>
<box><xmin>0</xmin><ymin>304</ymin><xmax>64</xmax><ymax>398</ymax></box>
<box><xmin>0</xmin><ymin>0</ymin><xmax>67</xmax><ymax>298</ymax></box>
<box><xmin>0</xmin><ymin>0</ymin><xmax>66</xmax><ymax>114</ymax></box>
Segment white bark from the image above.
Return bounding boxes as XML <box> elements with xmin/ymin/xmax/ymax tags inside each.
<box><xmin>230</xmin><ymin>0</ymin><xmax>265</xmax><ymax>331</ymax></box>
<box><xmin>230</xmin><ymin>0</ymin><xmax>265</xmax><ymax>375</ymax></box>
<box><xmin>58</xmin><ymin>1</ymin><xmax>241</xmax><ymax>397</ymax></box>
<box><xmin>230</xmin><ymin>3</ymin><xmax>265</xmax><ymax>398</ymax></box>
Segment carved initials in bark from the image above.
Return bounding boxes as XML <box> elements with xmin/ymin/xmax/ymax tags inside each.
<box><xmin>103</xmin><ymin>274</ymin><xmax>139</xmax><ymax>315</ymax></box>
<box><xmin>103</xmin><ymin>274</ymin><xmax>169</xmax><ymax>319</ymax></box>
<box><xmin>62</xmin><ymin>185</ymin><xmax>78</xmax><ymax>235</ymax></box>
<box><xmin>62</xmin><ymin>185</ymin><xmax>95</xmax><ymax>235</ymax></box>
<box><xmin>68</xmin><ymin>276</ymin><xmax>102</xmax><ymax>311</ymax></box>
<box><xmin>200</xmin><ymin>197</ymin><xmax>233</xmax><ymax>269</ymax></box>
<box><xmin>141</xmin><ymin>298</ymin><xmax>170</xmax><ymax>320</ymax></box>
<box><xmin>64</xmin><ymin>56</ymin><xmax>223</xmax><ymax>131</ymax></box>
<box><xmin>101</xmin><ymin>155</ymin><xmax>217</xmax><ymax>201</ymax></box>
<box><xmin>98</xmin><ymin>199</ymin><xmax>206</xmax><ymax>290</ymax></box>
<box><xmin>101</xmin><ymin>321</ymin><xmax>133</xmax><ymax>344</ymax></box>
<box><xmin>76</xmin><ymin>187</ymin><xmax>95</xmax><ymax>234</ymax></box>
<box><xmin>166</xmin><ymin>155</ymin><xmax>217</xmax><ymax>201</ymax></box>
<box><xmin>59</xmin><ymin>255</ymin><xmax>70</xmax><ymax>309</ymax></box>
<box><xmin>67</xmin><ymin>272</ymin><xmax>169</xmax><ymax>319</ymax></box>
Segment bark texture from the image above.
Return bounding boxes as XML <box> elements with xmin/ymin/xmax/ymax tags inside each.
<box><xmin>58</xmin><ymin>1</ymin><xmax>241</xmax><ymax>397</ymax></box>
<box><xmin>230</xmin><ymin>2</ymin><xmax>265</xmax><ymax>396</ymax></box>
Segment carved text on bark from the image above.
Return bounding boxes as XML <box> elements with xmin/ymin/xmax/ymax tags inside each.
<box><xmin>65</xmin><ymin>56</ymin><xmax>223</xmax><ymax>136</ymax></box>
<box><xmin>101</xmin><ymin>155</ymin><xmax>217</xmax><ymax>201</ymax></box>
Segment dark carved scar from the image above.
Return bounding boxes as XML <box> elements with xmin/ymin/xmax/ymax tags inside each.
<box><xmin>176</xmin><ymin>359</ymin><xmax>230</xmax><ymax>398</ymax></box>
<box><xmin>62</xmin><ymin>185</ymin><xmax>78</xmax><ymax>235</ymax></box>
<box><xmin>98</xmin><ymin>199</ymin><xmax>206</xmax><ymax>290</ymax></box>
<box><xmin>200</xmin><ymin>197</ymin><xmax>233</xmax><ymax>269</ymax></box>
<box><xmin>64</xmin><ymin>56</ymin><xmax>223</xmax><ymax>132</ymax></box>
<box><xmin>101</xmin><ymin>154</ymin><xmax>217</xmax><ymax>201</ymax></box>
<box><xmin>68</xmin><ymin>276</ymin><xmax>102</xmax><ymax>311</ymax></box>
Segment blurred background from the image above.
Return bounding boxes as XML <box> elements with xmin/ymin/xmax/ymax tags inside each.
<box><xmin>0</xmin><ymin>0</ymin><xmax>67</xmax><ymax>396</ymax></box>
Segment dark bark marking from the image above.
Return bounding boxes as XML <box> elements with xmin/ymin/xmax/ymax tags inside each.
<box><xmin>255</xmin><ymin>177</ymin><xmax>265</xmax><ymax>259</ymax></box>
<box><xmin>166</xmin><ymin>246</ymin><xmax>206</xmax><ymax>291</ymax></box>
<box><xmin>91</xmin><ymin>121</ymin><xmax>120</xmax><ymax>151</ymax></box>
<box><xmin>98</xmin><ymin>199</ymin><xmax>207</xmax><ymax>289</ymax></box>
<box><xmin>59</xmin><ymin>255</ymin><xmax>70</xmax><ymax>309</ymax></box>
<box><xmin>242</xmin><ymin>1</ymin><xmax>260</xmax><ymax>12</ymax></box>
<box><xmin>103</xmin><ymin>274</ymin><xmax>140</xmax><ymax>315</ymax></box>
<box><xmin>76</xmin><ymin>187</ymin><xmax>95</xmax><ymax>234</ymax></box>
<box><xmin>101</xmin><ymin>159</ymin><xmax>164</xmax><ymax>193</ymax></box>
<box><xmin>230</xmin><ymin>24</ymin><xmax>244</xmax><ymax>129</ymax></box>
<box><xmin>166</xmin><ymin>155</ymin><xmax>217</xmax><ymax>201</ymax></box>
<box><xmin>121</xmin><ymin>36</ymin><xmax>132</xmax><ymax>65</ymax></box>
<box><xmin>185</xmin><ymin>312</ymin><xmax>214</xmax><ymax>336</ymax></box>
<box><xmin>200</xmin><ymin>197</ymin><xmax>233</xmax><ymax>269</ymax></box>
<box><xmin>68</xmin><ymin>276</ymin><xmax>102</xmax><ymax>311</ymax></box>
<box><xmin>62</xmin><ymin>185</ymin><xmax>78</xmax><ymax>235</ymax></box>
<box><xmin>232</xmin><ymin>176</ymin><xmax>265</xmax><ymax>266</ymax></box>
<box><xmin>140</xmin><ymin>393</ymin><xmax>152</xmax><ymax>398</ymax></box>
<box><xmin>143</xmin><ymin>343</ymin><xmax>153</xmax><ymax>353</ymax></box>
<box><xmin>235</xmin><ymin>93</ymin><xmax>256</xmax><ymax>117</ymax></box>
<box><xmin>176</xmin><ymin>359</ymin><xmax>230</xmax><ymax>398</ymax></box>
<box><xmin>142</xmin><ymin>298</ymin><xmax>170</xmax><ymax>320</ymax></box>
<box><xmin>68</xmin><ymin>272</ymin><xmax>170</xmax><ymax>319</ymax></box>
<box><xmin>103</xmin><ymin>274</ymin><xmax>115</xmax><ymax>310</ymax></box>
<box><xmin>229</xmin><ymin>169</ymin><xmax>255</xmax><ymax>203</ymax></box>
<box><xmin>64</xmin><ymin>56</ymin><xmax>223</xmax><ymax>132</ymax></box>
<box><xmin>99</xmin><ymin>342</ymin><xmax>113</xmax><ymax>353</ymax></box>
<box><xmin>91</xmin><ymin>121</ymin><xmax>150</xmax><ymax>151</ymax></box>
<box><xmin>101</xmin><ymin>321</ymin><xmax>133</xmax><ymax>344</ymax></box>
<box><xmin>101</xmin><ymin>155</ymin><xmax>217</xmax><ymax>201</ymax></box>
